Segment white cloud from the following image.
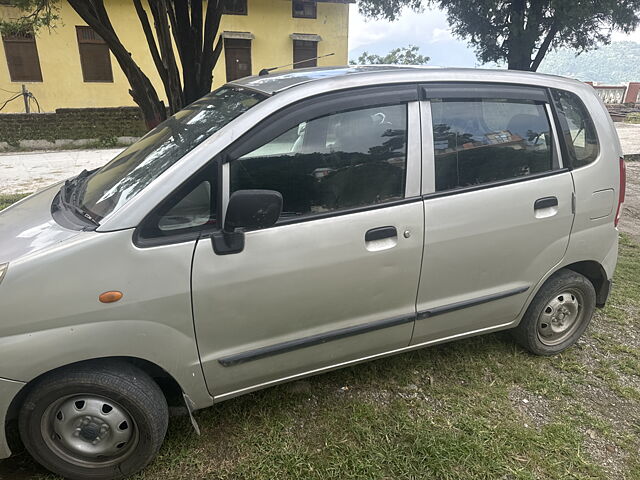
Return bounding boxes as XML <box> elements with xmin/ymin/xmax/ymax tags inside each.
<box><xmin>430</xmin><ymin>28</ymin><xmax>453</xmax><ymax>43</ymax></box>
<box><xmin>348</xmin><ymin>5</ymin><xmax>477</xmax><ymax>67</ymax></box>
<box><xmin>612</xmin><ymin>29</ymin><xmax>640</xmax><ymax>43</ymax></box>
<box><xmin>349</xmin><ymin>5</ymin><xmax>451</xmax><ymax>53</ymax></box>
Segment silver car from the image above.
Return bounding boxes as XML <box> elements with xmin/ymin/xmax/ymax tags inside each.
<box><xmin>0</xmin><ymin>66</ymin><xmax>626</xmax><ymax>479</ymax></box>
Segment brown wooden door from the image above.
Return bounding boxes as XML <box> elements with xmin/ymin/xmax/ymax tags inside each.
<box><xmin>225</xmin><ymin>39</ymin><xmax>252</xmax><ymax>82</ymax></box>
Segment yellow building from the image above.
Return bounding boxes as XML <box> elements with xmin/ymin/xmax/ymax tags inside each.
<box><xmin>0</xmin><ymin>0</ymin><xmax>351</xmax><ymax>113</ymax></box>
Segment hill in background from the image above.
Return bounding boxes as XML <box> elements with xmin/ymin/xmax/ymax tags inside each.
<box><xmin>539</xmin><ymin>41</ymin><xmax>640</xmax><ymax>84</ymax></box>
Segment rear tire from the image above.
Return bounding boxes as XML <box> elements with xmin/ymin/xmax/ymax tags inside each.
<box><xmin>19</xmin><ymin>360</ymin><xmax>168</xmax><ymax>480</ymax></box>
<box><xmin>511</xmin><ymin>269</ymin><xmax>596</xmax><ymax>356</ymax></box>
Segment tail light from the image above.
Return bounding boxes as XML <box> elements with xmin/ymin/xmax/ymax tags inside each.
<box><xmin>615</xmin><ymin>157</ymin><xmax>626</xmax><ymax>227</ymax></box>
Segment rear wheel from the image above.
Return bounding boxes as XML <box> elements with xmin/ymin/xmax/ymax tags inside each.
<box><xmin>19</xmin><ymin>360</ymin><xmax>168</xmax><ymax>480</ymax></box>
<box><xmin>512</xmin><ymin>269</ymin><xmax>596</xmax><ymax>356</ymax></box>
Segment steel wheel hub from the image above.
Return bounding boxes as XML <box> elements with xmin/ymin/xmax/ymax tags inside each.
<box><xmin>537</xmin><ymin>290</ymin><xmax>583</xmax><ymax>346</ymax></box>
<box><xmin>42</xmin><ymin>395</ymin><xmax>138</xmax><ymax>467</ymax></box>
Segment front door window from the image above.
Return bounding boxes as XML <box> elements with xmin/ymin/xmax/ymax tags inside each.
<box><xmin>230</xmin><ymin>103</ymin><xmax>408</xmax><ymax>220</ymax></box>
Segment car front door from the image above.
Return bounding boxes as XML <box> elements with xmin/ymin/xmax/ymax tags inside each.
<box><xmin>412</xmin><ymin>83</ymin><xmax>575</xmax><ymax>344</ymax></box>
<box><xmin>191</xmin><ymin>86</ymin><xmax>425</xmax><ymax>398</ymax></box>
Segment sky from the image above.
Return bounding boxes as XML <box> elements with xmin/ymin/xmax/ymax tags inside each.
<box><xmin>347</xmin><ymin>4</ymin><xmax>640</xmax><ymax>67</ymax></box>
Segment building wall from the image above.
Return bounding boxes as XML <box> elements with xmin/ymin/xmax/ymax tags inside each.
<box><xmin>0</xmin><ymin>0</ymin><xmax>349</xmax><ymax>113</ymax></box>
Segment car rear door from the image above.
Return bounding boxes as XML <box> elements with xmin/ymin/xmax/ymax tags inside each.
<box><xmin>412</xmin><ymin>83</ymin><xmax>575</xmax><ymax>344</ymax></box>
<box><xmin>191</xmin><ymin>86</ymin><xmax>425</xmax><ymax>398</ymax></box>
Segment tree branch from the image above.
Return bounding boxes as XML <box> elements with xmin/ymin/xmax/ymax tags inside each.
<box><xmin>149</xmin><ymin>0</ymin><xmax>184</xmax><ymax>113</ymax></box>
<box><xmin>199</xmin><ymin>0</ymin><xmax>223</xmax><ymax>93</ymax></box>
<box><xmin>133</xmin><ymin>0</ymin><xmax>167</xmax><ymax>87</ymax></box>
<box><xmin>530</xmin><ymin>21</ymin><xmax>559</xmax><ymax>71</ymax></box>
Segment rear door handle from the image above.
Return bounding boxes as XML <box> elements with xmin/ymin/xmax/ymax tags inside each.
<box><xmin>365</xmin><ymin>226</ymin><xmax>397</xmax><ymax>242</ymax></box>
<box><xmin>534</xmin><ymin>196</ymin><xmax>558</xmax><ymax>210</ymax></box>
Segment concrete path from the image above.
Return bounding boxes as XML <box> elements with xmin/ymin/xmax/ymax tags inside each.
<box><xmin>614</xmin><ymin>123</ymin><xmax>640</xmax><ymax>156</ymax></box>
<box><xmin>1</xmin><ymin>124</ymin><xmax>639</xmax><ymax>195</ymax></box>
<box><xmin>0</xmin><ymin>148</ymin><xmax>123</xmax><ymax>194</ymax></box>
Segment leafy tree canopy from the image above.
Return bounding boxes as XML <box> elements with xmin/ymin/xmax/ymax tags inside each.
<box><xmin>350</xmin><ymin>45</ymin><xmax>430</xmax><ymax>65</ymax></box>
<box><xmin>0</xmin><ymin>0</ymin><xmax>59</xmax><ymax>35</ymax></box>
<box><xmin>357</xmin><ymin>0</ymin><xmax>640</xmax><ymax>71</ymax></box>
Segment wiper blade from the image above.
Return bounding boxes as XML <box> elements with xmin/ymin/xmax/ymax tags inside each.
<box><xmin>59</xmin><ymin>170</ymin><xmax>100</xmax><ymax>227</ymax></box>
<box><xmin>69</xmin><ymin>203</ymin><xmax>100</xmax><ymax>227</ymax></box>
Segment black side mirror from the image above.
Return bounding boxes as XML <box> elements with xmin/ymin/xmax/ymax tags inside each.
<box><xmin>212</xmin><ymin>189</ymin><xmax>283</xmax><ymax>255</ymax></box>
<box><xmin>224</xmin><ymin>190</ymin><xmax>283</xmax><ymax>231</ymax></box>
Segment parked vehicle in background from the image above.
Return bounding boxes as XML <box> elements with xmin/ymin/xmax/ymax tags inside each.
<box><xmin>0</xmin><ymin>66</ymin><xmax>625</xmax><ymax>479</ymax></box>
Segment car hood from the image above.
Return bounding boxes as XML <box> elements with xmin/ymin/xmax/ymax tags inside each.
<box><xmin>0</xmin><ymin>184</ymin><xmax>82</xmax><ymax>264</ymax></box>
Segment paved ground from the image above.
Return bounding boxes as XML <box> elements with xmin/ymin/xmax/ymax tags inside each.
<box><xmin>614</xmin><ymin>123</ymin><xmax>640</xmax><ymax>156</ymax></box>
<box><xmin>0</xmin><ymin>148</ymin><xmax>124</xmax><ymax>195</ymax></box>
<box><xmin>0</xmin><ymin>124</ymin><xmax>639</xmax><ymax>195</ymax></box>
<box><xmin>619</xmin><ymin>160</ymin><xmax>640</xmax><ymax>243</ymax></box>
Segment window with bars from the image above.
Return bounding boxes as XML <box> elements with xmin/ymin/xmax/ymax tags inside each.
<box><xmin>223</xmin><ymin>0</ymin><xmax>248</xmax><ymax>15</ymax></box>
<box><xmin>292</xmin><ymin>0</ymin><xmax>317</xmax><ymax>19</ymax></box>
<box><xmin>76</xmin><ymin>26</ymin><xmax>113</xmax><ymax>83</ymax></box>
<box><xmin>293</xmin><ymin>40</ymin><xmax>317</xmax><ymax>69</ymax></box>
<box><xmin>2</xmin><ymin>32</ymin><xmax>43</xmax><ymax>82</ymax></box>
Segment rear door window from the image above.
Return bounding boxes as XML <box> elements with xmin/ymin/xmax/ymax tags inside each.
<box><xmin>551</xmin><ymin>89</ymin><xmax>599</xmax><ymax>168</ymax></box>
<box><xmin>431</xmin><ymin>98</ymin><xmax>556</xmax><ymax>191</ymax></box>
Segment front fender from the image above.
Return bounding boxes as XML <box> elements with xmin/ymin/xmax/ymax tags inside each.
<box><xmin>0</xmin><ymin>229</ymin><xmax>213</xmax><ymax>410</ymax></box>
<box><xmin>0</xmin><ymin>320</ymin><xmax>212</xmax><ymax>409</ymax></box>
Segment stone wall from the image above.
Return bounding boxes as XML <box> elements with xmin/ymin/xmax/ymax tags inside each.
<box><xmin>0</xmin><ymin>107</ymin><xmax>147</xmax><ymax>147</ymax></box>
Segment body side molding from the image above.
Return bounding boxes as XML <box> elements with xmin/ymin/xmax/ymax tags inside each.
<box><xmin>218</xmin><ymin>287</ymin><xmax>530</xmax><ymax>367</ymax></box>
<box><xmin>417</xmin><ymin>286</ymin><xmax>530</xmax><ymax>320</ymax></box>
<box><xmin>218</xmin><ymin>314</ymin><xmax>415</xmax><ymax>367</ymax></box>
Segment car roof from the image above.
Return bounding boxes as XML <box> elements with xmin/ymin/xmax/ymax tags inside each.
<box><xmin>229</xmin><ymin>65</ymin><xmax>585</xmax><ymax>96</ymax></box>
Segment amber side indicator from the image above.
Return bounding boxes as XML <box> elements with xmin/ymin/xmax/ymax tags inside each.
<box><xmin>99</xmin><ymin>291</ymin><xmax>123</xmax><ymax>304</ymax></box>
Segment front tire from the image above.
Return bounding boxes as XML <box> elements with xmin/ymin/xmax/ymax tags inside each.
<box><xmin>19</xmin><ymin>360</ymin><xmax>168</xmax><ymax>480</ymax></box>
<box><xmin>512</xmin><ymin>269</ymin><xmax>596</xmax><ymax>356</ymax></box>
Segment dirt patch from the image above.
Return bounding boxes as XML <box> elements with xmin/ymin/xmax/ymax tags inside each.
<box><xmin>508</xmin><ymin>385</ymin><xmax>552</xmax><ymax>429</ymax></box>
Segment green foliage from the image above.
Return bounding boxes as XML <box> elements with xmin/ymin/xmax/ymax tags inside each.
<box><xmin>540</xmin><ymin>41</ymin><xmax>640</xmax><ymax>83</ymax></box>
<box><xmin>0</xmin><ymin>193</ymin><xmax>28</xmax><ymax>211</ymax></box>
<box><xmin>0</xmin><ymin>0</ymin><xmax>59</xmax><ymax>35</ymax></box>
<box><xmin>625</xmin><ymin>113</ymin><xmax>640</xmax><ymax>125</ymax></box>
<box><xmin>357</xmin><ymin>0</ymin><xmax>640</xmax><ymax>71</ymax></box>
<box><xmin>97</xmin><ymin>135</ymin><xmax>118</xmax><ymax>148</ymax></box>
<box><xmin>350</xmin><ymin>45</ymin><xmax>430</xmax><ymax>65</ymax></box>
<box><xmin>357</xmin><ymin>0</ymin><xmax>422</xmax><ymax>21</ymax></box>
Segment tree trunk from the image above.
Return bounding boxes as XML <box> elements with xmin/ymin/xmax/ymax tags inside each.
<box><xmin>67</xmin><ymin>0</ymin><xmax>167</xmax><ymax>129</ymax></box>
<box><xmin>506</xmin><ymin>0</ymin><xmax>534</xmax><ymax>71</ymax></box>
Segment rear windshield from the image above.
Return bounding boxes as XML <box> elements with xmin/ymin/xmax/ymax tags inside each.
<box><xmin>551</xmin><ymin>89</ymin><xmax>599</xmax><ymax>168</ymax></box>
<box><xmin>78</xmin><ymin>86</ymin><xmax>266</xmax><ymax>221</ymax></box>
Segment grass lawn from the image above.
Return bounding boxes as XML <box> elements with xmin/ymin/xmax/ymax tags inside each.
<box><xmin>1</xmin><ymin>195</ymin><xmax>639</xmax><ymax>479</ymax></box>
<box><xmin>0</xmin><ymin>194</ymin><xmax>28</xmax><ymax>211</ymax></box>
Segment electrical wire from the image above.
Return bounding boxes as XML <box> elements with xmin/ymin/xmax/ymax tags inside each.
<box><xmin>0</xmin><ymin>93</ymin><xmax>23</xmax><ymax>112</ymax></box>
<box><xmin>0</xmin><ymin>87</ymin><xmax>20</xmax><ymax>94</ymax></box>
<box><xmin>28</xmin><ymin>93</ymin><xmax>41</xmax><ymax>113</ymax></box>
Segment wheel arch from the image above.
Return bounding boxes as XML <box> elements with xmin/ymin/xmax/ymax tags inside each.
<box><xmin>561</xmin><ymin>260</ymin><xmax>609</xmax><ymax>307</ymax></box>
<box><xmin>4</xmin><ymin>356</ymin><xmax>188</xmax><ymax>455</ymax></box>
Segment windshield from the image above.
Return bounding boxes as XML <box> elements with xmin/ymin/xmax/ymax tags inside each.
<box><xmin>76</xmin><ymin>86</ymin><xmax>266</xmax><ymax>221</ymax></box>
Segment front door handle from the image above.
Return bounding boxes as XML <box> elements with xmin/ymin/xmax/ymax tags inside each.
<box><xmin>365</xmin><ymin>226</ymin><xmax>397</xmax><ymax>242</ymax></box>
<box><xmin>534</xmin><ymin>196</ymin><xmax>558</xmax><ymax>210</ymax></box>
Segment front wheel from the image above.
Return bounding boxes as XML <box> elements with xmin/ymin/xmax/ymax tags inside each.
<box><xmin>19</xmin><ymin>360</ymin><xmax>168</xmax><ymax>480</ymax></box>
<box><xmin>511</xmin><ymin>269</ymin><xmax>596</xmax><ymax>356</ymax></box>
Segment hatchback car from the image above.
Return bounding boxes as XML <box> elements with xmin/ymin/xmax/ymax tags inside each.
<box><xmin>0</xmin><ymin>66</ymin><xmax>625</xmax><ymax>479</ymax></box>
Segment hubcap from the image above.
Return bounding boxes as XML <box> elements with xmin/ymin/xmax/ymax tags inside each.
<box><xmin>42</xmin><ymin>395</ymin><xmax>138</xmax><ymax>468</ymax></box>
<box><xmin>537</xmin><ymin>290</ymin><xmax>583</xmax><ymax>346</ymax></box>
